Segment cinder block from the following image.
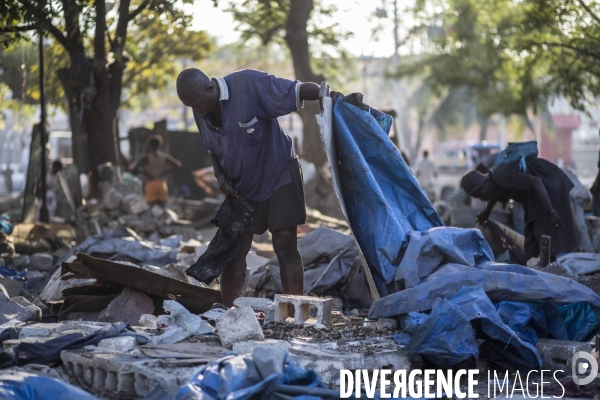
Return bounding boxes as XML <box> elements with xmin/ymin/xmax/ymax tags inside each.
<box><xmin>273</xmin><ymin>294</ymin><xmax>333</xmax><ymax>325</ymax></box>
<box><xmin>96</xmin><ymin>336</ymin><xmax>138</xmax><ymax>352</ymax></box>
<box><xmin>61</xmin><ymin>349</ymin><xmax>200</xmax><ymax>398</ymax></box>
<box><xmin>216</xmin><ymin>306</ymin><xmax>264</xmax><ymax>348</ymax></box>
<box><xmin>18</xmin><ymin>323</ymin><xmax>66</xmax><ymax>338</ymax></box>
<box><xmin>232</xmin><ymin>339</ymin><xmax>290</xmax><ymax>355</ymax></box>
<box><xmin>535</xmin><ymin>338</ymin><xmax>592</xmax><ymax>370</ymax></box>
<box><xmin>29</xmin><ymin>253</ymin><xmax>54</xmax><ymax>271</ymax></box>
<box><xmin>233</xmin><ymin>297</ymin><xmax>275</xmax><ymax>321</ymax></box>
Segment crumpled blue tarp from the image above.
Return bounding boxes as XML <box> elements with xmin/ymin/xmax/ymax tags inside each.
<box><xmin>176</xmin><ymin>348</ymin><xmax>345</xmax><ymax>400</ymax></box>
<box><xmin>395</xmin><ymin>227</ymin><xmax>494</xmax><ymax>290</ymax></box>
<box><xmin>331</xmin><ymin>98</ymin><xmax>443</xmax><ymax>290</ymax></box>
<box><xmin>407</xmin><ymin>287</ymin><xmax>544</xmax><ymax>370</ymax></box>
<box><xmin>369</xmin><ymin>260</ymin><xmax>600</xmax><ymax>320</ymax></box>
<box><xmin>556</xmin><ymin>302</ymin><xmax>600</xmax><ymax>341</ymax></box>
<box><xmin>0</xmin><ymin>371</ymin><xmax>98</xmax><ymax>400</ymax></box>
<box><xmin>323</xmin><ymin>94</ymin><xmax>600</xmax><ymax>371</ymax></box>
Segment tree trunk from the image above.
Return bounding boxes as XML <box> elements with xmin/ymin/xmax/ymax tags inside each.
<box><xmin>479</xmin><ymin>118</ymin><xmax>488</xmax><ymax>141</ymax></box>
<box><xmin>57</xmin><ymin>51</ymin><xmax>91</xmax><ymax>178</ymax></box>
<box><xmin>86</xmin><ymin>0</ymin><xmax>118</xmax><ymax>197</ymax></box>
<box><xmin>284</xmin><ymin>0</ymin><xmax>326</xmax><ymax>167</ymax></box>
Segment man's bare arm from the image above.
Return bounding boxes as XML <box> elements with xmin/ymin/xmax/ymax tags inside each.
<box><xmin>209</xmin><ymin>152</ymin><xmax>238</xmax><ymax>197</ymax></box>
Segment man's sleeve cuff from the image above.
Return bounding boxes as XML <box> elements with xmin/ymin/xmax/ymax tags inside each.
<box><xmin>295</xmin><ymin>81</ymin><xmax>304</xmax><ymax>111</ymax></box>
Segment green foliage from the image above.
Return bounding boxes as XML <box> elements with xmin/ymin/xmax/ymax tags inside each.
<box><xmin>0</xmin><ymin>0</ymin><xmax>213</xmax><ymax>110</ymax></box>
<box><xmin>516</xmin><ymin>0</ymin><xmax>600</xmax><ymax>112</ymax></box>
<box><xmin>122</xmin><ymin>9</ymin><xmax>213</xmax><ymax>106</ymax></box>
<box><xmin>225</xmin><ymin>0</ymin><xmax>354</xmax><ymax>86</ymax></box>
<box><xmin>399</xmin><ymin>0</ymin><xmax>541</xmax><ymax>123</ymax></box>
<box><xmin>400</xmin><ymin>0</ymin><xmax>600</xmax><ymax>122</ymax></box>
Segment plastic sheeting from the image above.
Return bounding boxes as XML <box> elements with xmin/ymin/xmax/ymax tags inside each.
<box><xmin>59</xmin><ymin>227</ymin><xmax>179</xmax><ymax>267</ymax></box>
<box><xmin>369</xmin><ymin>260</ymin><xmax>600</xmax><ymax>319</ymax></box>
<box><xmin>247</xmin><ymin>227</ymin><xmax>372</xmax><ymax>310</ymax></box>
<box><xmin>176</xmin><ymin>347</ymin><xmax>343</xmax><ymax>400</ymax></box>
<box><xmin>318</xmin><ymin>96</ymin><xmax>443</xmax><ymax>294</ymax></box>
<box><xmin>139</xmin><ymin>300</ymin><xmax>214</xmax><ymax>345</ymax></box>
<box><xmin>0</xmin><ymin>371</ymin><xmax>98</xmax><ymax>400</ymax></box>
<box><xmin>319</xmin><ymin>94</ymin><xmax>600</xmax><ymax>370</ymax></box>
<box><xmin>395</xmin><ymin>228</ymin><xmax>493</xmax><ymax>290</ymax></box>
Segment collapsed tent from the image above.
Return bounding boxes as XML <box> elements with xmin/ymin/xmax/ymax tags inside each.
<box><xmin>317</xmin><ymin>91</ymin><xmax>600</xmax><ymax>370</ymax></box>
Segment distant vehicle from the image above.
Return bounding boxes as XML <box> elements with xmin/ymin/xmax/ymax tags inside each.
<box><xmin>433</xmin><ymin>141</ymin><xmax>501</xmax><ymax>200</ymax></box>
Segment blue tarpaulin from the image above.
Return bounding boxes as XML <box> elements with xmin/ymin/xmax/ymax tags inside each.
<box><xmin>326</xmin><ymin>96</ymin><xmax>443</xmax><ymax>293</ymax></box>
<box><xmin>176</xmin><ymin>348</ymin><xmax>352</xmax><ymax>400</ymax></box>
<box><xmin>0</xmin><ymin>371</ymin><xmax>98</xmax><ymax>400</ymax></box>
<box><xmin>319</xmin><ymin>93</ymin><xmax>600</xmax><ymax>370</ymax></box>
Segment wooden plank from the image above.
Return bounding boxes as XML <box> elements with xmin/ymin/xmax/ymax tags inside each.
<box><xmin>64</xmin><ymin>253</ymin><xmax>222</xmax><ymax>314</ymax></box>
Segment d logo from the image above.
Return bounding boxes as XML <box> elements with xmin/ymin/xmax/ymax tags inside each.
<box><xmin>572</xmin><ymin>351</ymin><xmax>598</xmax><ymax>385</ymax></box>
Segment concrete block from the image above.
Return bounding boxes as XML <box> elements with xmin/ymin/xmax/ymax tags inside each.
<box><xmin>122</xmin><ymin>194</ymin><xmax>150</xmax><ymax>215</ymax></box>
<box><xmin>273</xmin><ymin>294</ymin><xmax>332</xmax><ymax>325</ymax></box>
<box><xmin>233</xmin><ymin>297</ymin><xmax>275</xmax><ymax>321</ymax></box>
<box><xmin>61</xmin><ymin>349</ymin><xmax>199</xmax><ymax>398</ymax></box>
<box><xmin>150</xmin><ymin>205</ymin><xmax>164</xmax><ymax>218</ymax></box>
<box><xmin>61</xmin><ymin>350</ymin><xmax>144</xmax><ymax>396</ymax></box>
<box><xmin>11</xmin><ymin>255</ymin><xmax>30</xmax><ymax>270</ymax></box>
<box><xmin>290</xmin><ymin>346</ymin><xmax>364</xmax><ymax>386</ymax></box>
<box><xmin>216</xmin><ymin>306</ymin><xmax>264</xmax><ymax>348</ymax></box>
<box><xmin>130</xmin><ymin>359</ymin><xmax>201</xmax><ymax>398</ymax></box>
<box><xmin>98</xmin><ymin>288</ymin><xmax>154</xmax><ymax>325</ymax></box>
<box><xmin>233</xmin><ymin>297</ymin><xmax>273</xmax><ymax>310</ymax></box>
<box><xmin>97</xmin><ymin>336</ymin><xmax>138</xmax><ymax>352</ymax></box>
<box><xmin>364</xmin><ymin>349</ymin><xmax>411</xmax><ymax>370</ymax></box>
<box><xmin>535</xmin><ymin>338</ymin><xmax>592</xmax><ymax>370</ymax></box>
<box><xmin>18</xmin><ymin>322</ymin><xmax>66</xmax><ymax>338</ymax></box>
<box><xmin>103</xmin><ymin>187</ymin><xmax>123</xmax><ymax>210</ymax></box>
<box><xmin>29</xmin><ymin>253</ymin><xmax>54</xmax><ymax>271</ymax></box>
<box><xmin>232</xmin><ymin>339</ymin><xmax>291</xmax><ymax>355</ymax></box>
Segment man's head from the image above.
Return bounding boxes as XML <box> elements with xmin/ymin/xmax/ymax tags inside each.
<box><xmin>461</xmin><ymin>170</ymin><xmax>497</xmax><ymax>201</ymax></box>
<box><xmin>423</xmin><ymin>150</ymin><xmax>429</xmax><ymax>159</ymax></box>
<box><xmin>148</xmin><ymin>135</ymin><xmax>162</xmax><ymax>152</ymax></box>
<box><xmin>176</xmin><ymin>68</ymin><xmax>219</xmax><ymax>115</ymax></box>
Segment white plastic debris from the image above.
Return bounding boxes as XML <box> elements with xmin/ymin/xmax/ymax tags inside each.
<box><xmin>139</xmin><ymin>300</ymin><xmax>214</xmax><ymax>345</ymax></box>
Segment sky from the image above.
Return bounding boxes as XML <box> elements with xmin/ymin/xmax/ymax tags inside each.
<box><xmin>187</xmin><ymin>0</ymin><xmax>401</xmax><ymax>58</ymax></box>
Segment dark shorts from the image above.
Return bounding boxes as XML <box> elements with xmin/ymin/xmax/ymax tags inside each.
<box><xmin>245</xmin><ymin>157</ymin><xmax>306</xmax><ymax>235</ymax></box>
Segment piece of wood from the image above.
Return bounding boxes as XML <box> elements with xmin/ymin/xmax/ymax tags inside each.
<box><xmin>64</xmin><ymin>253</ymin><xmax>222</xmax><ymax>314</ymax></box>
<box><xmin>539</xmin><ymin>234</ymin><xmax>551</xmax><ymax>268</ymax></box>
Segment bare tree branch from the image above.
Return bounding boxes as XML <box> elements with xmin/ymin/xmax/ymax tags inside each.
<box><xmin>576</xmin><ymin>0</ymin><xmax>600</xmax><ymax>25</ymax></box>
<box><xmin>16</xmin><ymin>0</ymin><xmax>70</xmax><ymax>49</ymax></box>
<box><xmin>128</xmin><ymin>0</ymin><xmax>150</xmax><ymax>21</ymax></box>
<box><xmin>0</xmin><ymin>23</ymin><xmax>38</xmax><ymax>32</ymax></box>
<box><xmin>46</xmin><ymin>24</ymin><xmax>69</xmax><ymax>49</ymax></box>
<box><xmin>541</xmin><ymin>41</ymin><xmax>600</xmax><ymax>60</ymax></box>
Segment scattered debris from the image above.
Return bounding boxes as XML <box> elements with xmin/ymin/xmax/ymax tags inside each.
<box><xmin>215</xmin><ymin>306</ymin><xmax>264</xmax><ymax>348</ymax></box>
<box><xmin>140</xmin><ymin>300</ymin><xmax>213</xmax><ymax>345</ymax></box>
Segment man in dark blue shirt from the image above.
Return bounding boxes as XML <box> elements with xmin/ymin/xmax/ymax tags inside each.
<box><xmin>176</xmin><ymin>68</ymin><xmax>319</xmax><ymax>306</ymax></box>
